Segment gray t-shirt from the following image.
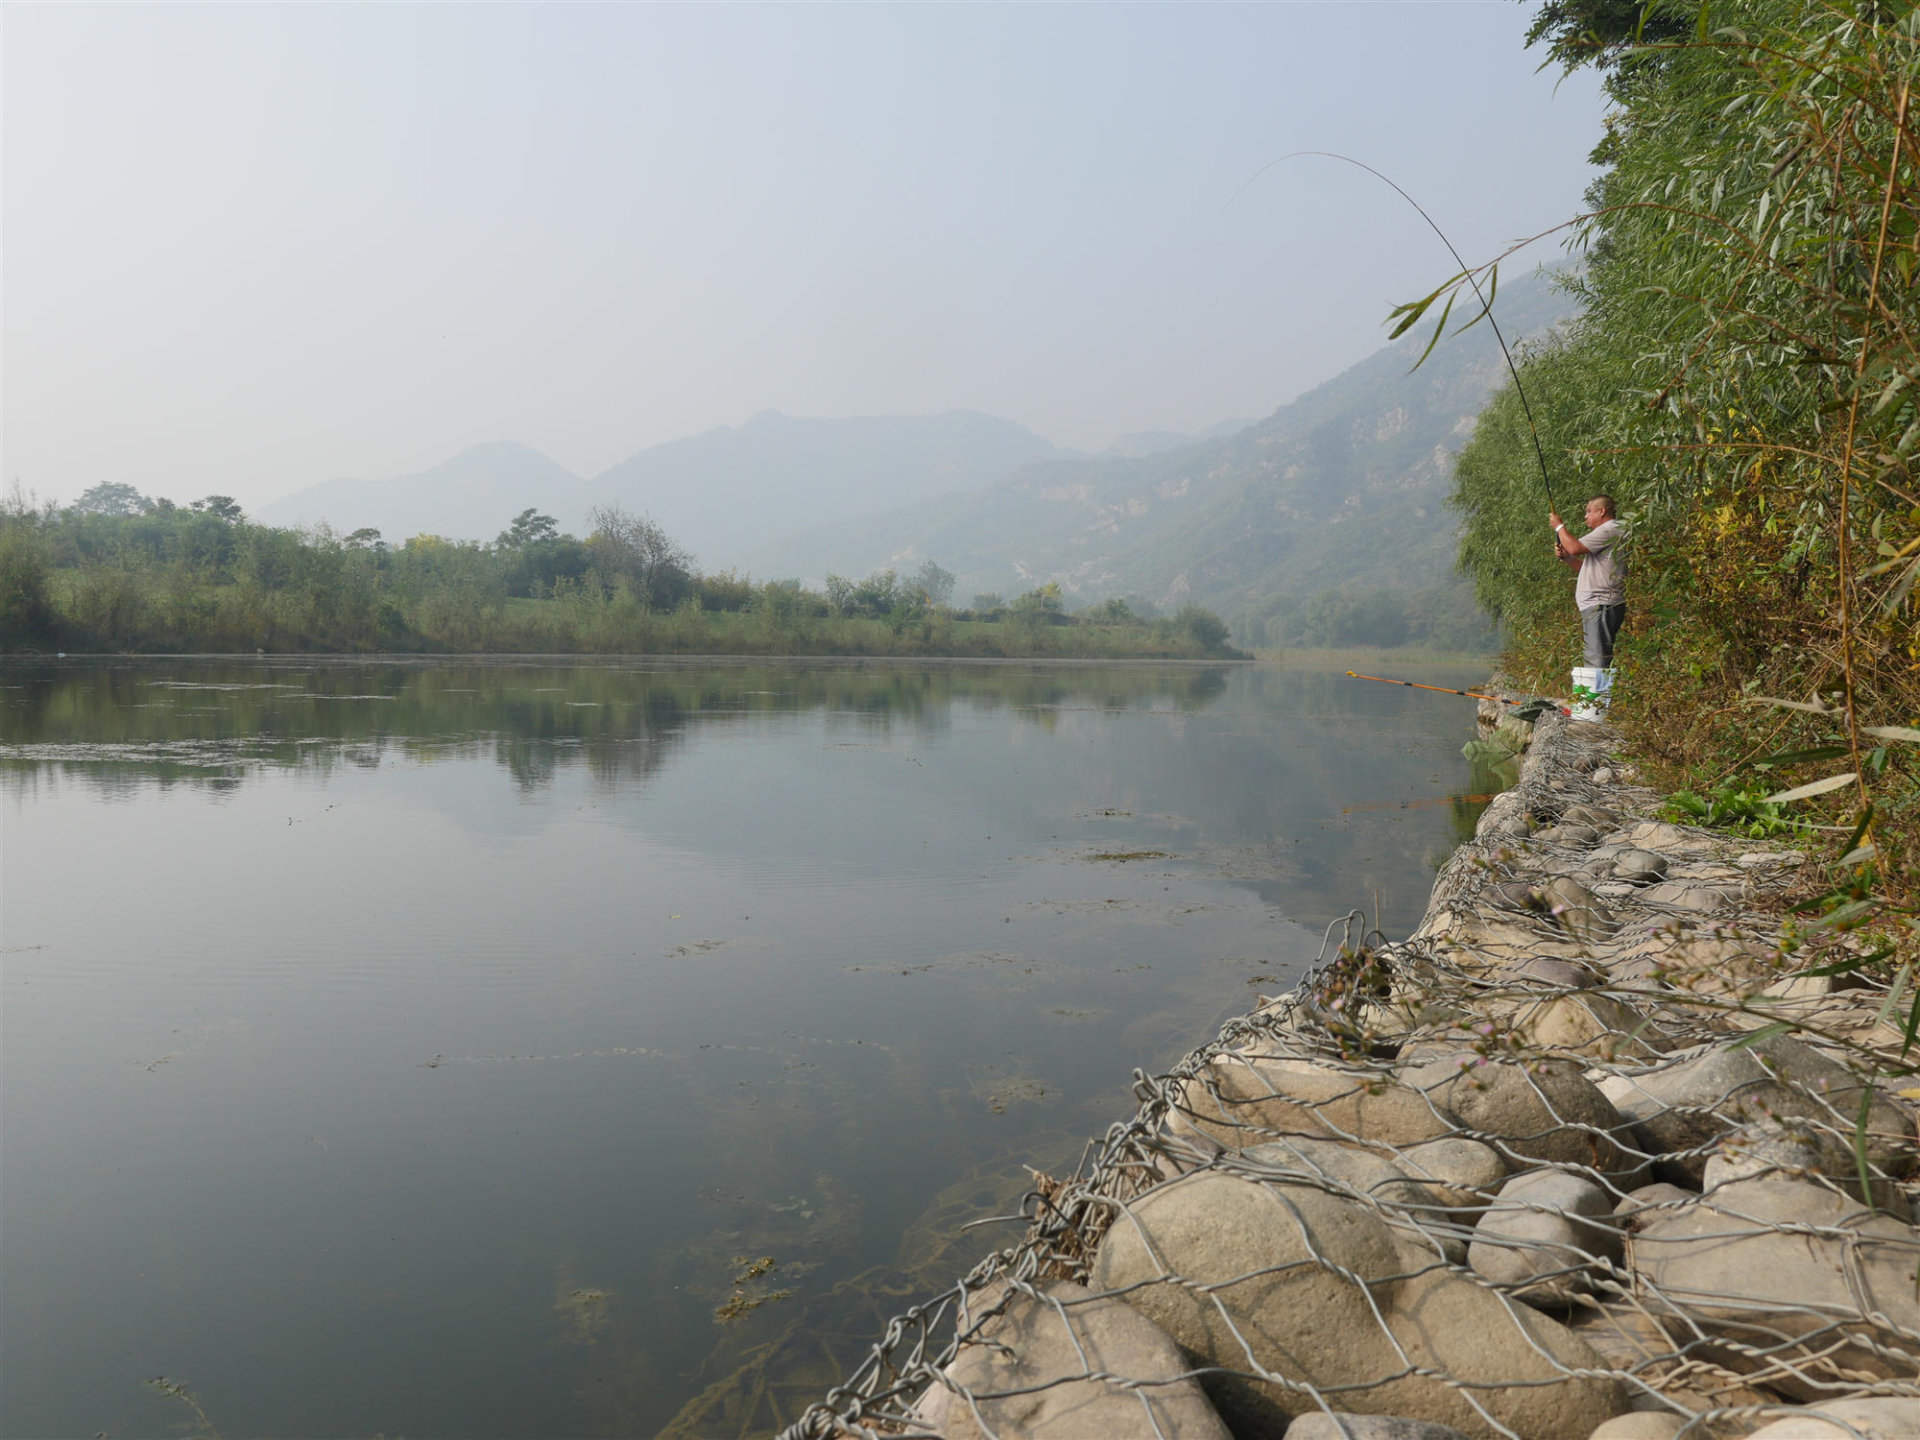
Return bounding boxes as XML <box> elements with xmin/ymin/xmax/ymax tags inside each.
<box><xmin>1575</xmin><ymin>518</ymin><xmax>1626</xmax><ymax>611</ymax></box>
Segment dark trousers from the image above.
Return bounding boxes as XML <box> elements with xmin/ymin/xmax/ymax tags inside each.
<box><xmin>1582</xmin><ymin>603</ymin><xmax>1626</xmax><ymax>667</ymax></box>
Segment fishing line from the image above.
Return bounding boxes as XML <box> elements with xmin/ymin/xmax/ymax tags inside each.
<box><xmin>1227</xmin><ymin>150</ymin><xmax>1560</xmax><ymax>514</ymax></box>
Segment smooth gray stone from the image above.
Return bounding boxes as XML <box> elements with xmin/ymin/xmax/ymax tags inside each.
<box><xmin>1600</xmin><ymin>1032</ymin><xmax>1916</xmax><ymax>1183</ymax></box>
<box><xmin>1535</xmin><ymin>823</ymin><xmax>1602</xmax><ymax>847</ymax></box>
<box><xmin>1612</xmin><ymin>1182</ymin><xmax>1696</xmax><ymax>1232</ymax></box>
<box><xmin>1401</xmin><ymin>1056</ymin><xmax>1638</xmax><ymax>1180</ymax></box>
<box><xmin>1089</xmin><ymin>1169</ymin><xmax>1628</xmax><ymax>1440</ymax></box>
<box><xmin>1285</xmin><ymin>1415</ymin><xmax>1472</xmax><ymax>1440</ymax></box>
<box><xmin>1611</xmin><ymin>848</ymin><xmax>1669</xmax><ymax>882</ymax></box>
<box><xmin>1741</xmin><ymin>1399</ymin><xmax>1920</xmax><ymax>1440</ymax></box>
<box><xmin>1642</xmin><ymin>880</ymin><xmax>1740</xmax><ymax>911</ymax></box>
<box><xmin>919</xmin><ymin>1279</ymin><xmax>1233</xmax><ymax>1440</ymax></box>
<box><xmin>1588</xmin><ymin>1416</ymin><xmax>1687</xmax><ymax>1440</ymax></box>
<box><xmin>1489</xmin><ymin>880</ymin><xmax>1552</xmax><ymax>912</ymax></box>
<box><xmin>1499</xmin><ymin>957</ymin><xmax>1602</xmax><ymax>990</ymax></box>
<box><xmin>1543</xmin><ymin>876</ymin><xmax>1615</xmax><ymax>941</ymax></box>
<box><xmin>1239</xmin><ymin>1134</ymin><xmax>1475</xmax><ymax>1261</ymax></box>
<box><xmin>1395</xmin><ymin>1136</ymin><xmax>1509</xmax><ymax>1209</ymax></box>
<box><xmin>1703</xmin><ymin>1119</ymin><xmax>1911</xmax><ymax>1219</ymax></box>
<box><xmin>1627</xmin><ymin>1174</ymin><xmax>1920</xmax><ymax>1395</ymax></box>
<box><xmin>1176</xmin><ymin>1053</ymin><xmax>1458</xmax><ymax>1150</ymax></box>
<box><xmin>1560</xmin><ymin>804</ymin><xmax>1620</xmax><ymax>829</ymax></box>
<box><xmin>1468</xmin><ymin>1169</ymin><xmax>1622</xmax><ymax>1306</ymax></box>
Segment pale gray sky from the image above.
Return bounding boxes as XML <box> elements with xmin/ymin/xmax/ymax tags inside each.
<box><xmin>4</xmin><ymin>3</ymin><xmax>1604</xmax><ymax>512</ymax></box>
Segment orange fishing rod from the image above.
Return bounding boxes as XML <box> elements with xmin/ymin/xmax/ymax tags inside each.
<box><xmin>1345</xmin><ymin>671</ymin><xmax>1534</xmax><ymax>706</ymax></box>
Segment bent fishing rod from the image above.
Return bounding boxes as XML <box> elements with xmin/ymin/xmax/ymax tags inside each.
<box><xmin>1227</xmin><ymin>151</ymin><xmax>1560</xmax><ymax>517</ymax></box>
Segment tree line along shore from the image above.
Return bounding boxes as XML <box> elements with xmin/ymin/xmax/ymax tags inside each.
<box><xmin>0</xmin><ymin>489</ymin><xmax>1242</xmax><ymax>660</ymax></box>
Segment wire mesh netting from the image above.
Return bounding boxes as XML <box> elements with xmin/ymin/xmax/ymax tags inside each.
<box><xmin>777</xmin><ymin>713</ymin><xmax>1919</xmax><ymax>1440</ymax></box>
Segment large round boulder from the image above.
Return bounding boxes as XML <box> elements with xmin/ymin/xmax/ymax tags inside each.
<box><xmin>1626</xmin><ymin>1174</ymin><xmax>1920</xmax><ymax>1396</ymax></box>
<box><xmin>917</xmin><ymin>1279</ymin><xmax>1233</xmax><ymax>1440</ymax></box>
<box><xmin>1400</xmin><ymin>1056</ymin><xmax>1641</xmax><ymax>1181</ymax></box>
<box><xmin>1467</xmin><ymin>1169</ymin><xmax>1622</xmax><ymax>1306</ymax></box>
<box><xmin>1597</xmin><ymin>1033</ymin><xmax>1916</xmax><ymax>1185</ymax></box>
<box><xmin>1175</xmin><ymin>1053</ymin><xmax>1458</xmax><ymax>1150</ymax></box>
<box><xmin>1089</xmin><ymin>1170</ymin><xmax>1628</xmax><ymax>1440</ymax></box>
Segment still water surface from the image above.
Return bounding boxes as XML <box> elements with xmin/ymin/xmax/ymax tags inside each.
<box><xmin>2</xmin><ymin>657</ymin><xmax>1496</xmax><ymax>1439</ymax></box>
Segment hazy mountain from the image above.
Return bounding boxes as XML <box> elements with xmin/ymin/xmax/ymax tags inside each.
<box><xmin>1104</xmin><ymin>418</ymin><xmax>1255</xmax><ymax>458</ymax></box>
<box><xmin>744</xmin><ymin>269</ymin><xmax>1578</xmax><ymax>625</ymax></box>
<box><xmin>255</xmin><ymin>275</ymin><xmax>1573</xmax><ymax>635</ymax></box>
<box><xmin>256</xmin><ymin>441</ymin><xmax>587</xmax><ymax>543</ymax></box>
<box><xmin>259</xmin><ymin>409</ymin><xmax>1065</xmax><ymax>563</ymax></box>
<box><xmin>579</xmin><ymin>409</ymin><xmax>1063</xmax><ymax>567</ymax></box>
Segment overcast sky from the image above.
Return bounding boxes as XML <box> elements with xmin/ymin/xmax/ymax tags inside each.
<box><xmin>4</xmin><ymin>3</ymin><xmax>1605</xmax><ymax>512</ymax></box>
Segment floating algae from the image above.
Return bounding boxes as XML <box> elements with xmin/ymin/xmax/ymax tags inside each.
<box><xmin>551</xmin><ymin>1261</ymin><xmax>614</xmax><ymax>1347</ymax></box>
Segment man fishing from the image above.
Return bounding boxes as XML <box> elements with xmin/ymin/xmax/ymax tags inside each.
<box><xmin>1549</xmin><ymin>496</ymin><xmax>1626</xmax><ymax>667</ymax></box>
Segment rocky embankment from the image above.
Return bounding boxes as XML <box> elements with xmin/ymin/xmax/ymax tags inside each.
<box><xmin>807</xmin><ymin>706</ymin><xmax>1920</xmax><ymax>1440</ymax></box>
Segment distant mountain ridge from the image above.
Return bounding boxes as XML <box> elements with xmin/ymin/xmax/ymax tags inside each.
<box><xmin>577</xmin><ymin>409</ymin><xmax>1065</xmax><ymax>566</ymax></box>
<box><xmin>743</xmin><ymin>268</ymin><xmax>1579</xmax><ymax>630</ymax></box>
<box><xmin>255</xmin><ymin>271</ymin><xmax>1577</xmax><ymax>640</ymax></box>
<box><xmin>256</xmin><ymin>441</ymin><xmax>589</xmax><ymax>546</ymax></box>
<box><xmin>258</xmin><ymin>410</ymin><xmax>1074</xmax><ymax>561</ymax></box>
<box><xmin>1104</xmin><ymin>418</ymin><xmax>1257</xmax><ymax>458</ymax></box>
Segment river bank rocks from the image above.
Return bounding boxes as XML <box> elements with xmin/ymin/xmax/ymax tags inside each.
<box><xmin>1088</xmin><ymin>1168</ymin><xmax>1629</xmax><ymax>1439</ymax></box>
<box><xmin>911</xmin><ymin>1279</ymin><xmax>1233</xmax><ymax>1440</ymax></box>
<box><xmin>834</xmin><ymin>704</ymin><xmax>1919</xmax><ymax>1440</ymax></box>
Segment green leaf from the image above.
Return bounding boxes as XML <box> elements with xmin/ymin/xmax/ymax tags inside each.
<box><xmin>1803</xmin><ymin>945</ymin><xmax>1892</xmax><ymax>977</ymax></box>
<box><xmin>1841</xmin><ymin>803</ymin><xmax>1876</xmax><ymax>857</ymax></box>
<box><xmin>1457</xmin><ymin>265</ymin><xmax>1501</xmax><ymax>336</ymax></box>
<box><xmin>1753</xmin><ymin>744</ymin><xmax>1851</xmax><ymax>766</ymax></box>
<box><xmin>1854</xmin><ymin>1089</ymin><xmax>1876</xmax><ymax>1215</ymax></box>
<box><xmin>1408</xmin><ymin>288</ymin><xmax>1459</xmax><ymax>373</ymax></box>
<box><xmin>1387</xmin><ymin>284</ymin><xmax>1448</xmax><ymax>341</ymax></box>
<box><xmin>1763</xmin><ymin>772</ymin><xmax>1858</xmax><ymax>803</ymax></box>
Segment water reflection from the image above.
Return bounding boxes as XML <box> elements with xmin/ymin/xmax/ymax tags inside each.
<box><xmin>1</xmin><ymin>657</ymin><xmax>1492</xmax><ymax>1440</ymax></box>
<box><xmin>0</xmin><ymin>657</ymin><xmax>1233</xmax><ymax>800</ymax></box>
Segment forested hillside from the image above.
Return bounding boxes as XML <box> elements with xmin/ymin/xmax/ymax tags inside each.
<box><xmin>1450</xmin><ymin>0</ymin><xmax>1919</xmax><ymax>902</ymax></box>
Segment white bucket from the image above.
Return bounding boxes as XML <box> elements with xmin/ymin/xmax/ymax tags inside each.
<box><xmin>1571</xmin><ymin>666</ymin><xmax>1613</xmax><ymax>721</ymax></box>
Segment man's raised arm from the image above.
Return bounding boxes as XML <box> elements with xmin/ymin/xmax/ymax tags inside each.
<box><xmin>1550</xmin><ymin>510</ymin><xmax>1591</xmax><ymax>557</ymax></box>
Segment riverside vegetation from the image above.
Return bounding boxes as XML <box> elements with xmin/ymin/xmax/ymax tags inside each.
<box><xmin>1445</xmin><ymin>0</ymin><xmax>1920</xmax><ymax>927</ymax></box>
<box><xmin>0</xmin><ymin>489</ymin><xmax>1241</xmax><ymax>659</ymax></box>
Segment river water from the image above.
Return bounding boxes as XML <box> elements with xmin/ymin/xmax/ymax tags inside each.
<box><xmin>1</xmin><ymin>656</ymin><xmax>1498</xmax><ymax>1439</ymax></box>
